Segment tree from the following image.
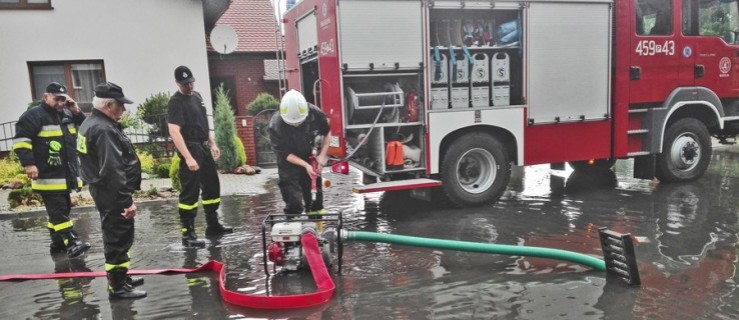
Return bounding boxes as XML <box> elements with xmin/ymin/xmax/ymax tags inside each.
<box><xmin>246</xmin><ymin>92</ymin><xmax>279</xmax><ymax>115</ymax></box>
<box><xmin>213</xmin><ymin>84</ymin><xmax>240</xmax><ymax>171</ymax></box>
<box><xmin>136</xmin><ymin>92</ymin><xmax>170</xmax><ymax>138</ymax></box>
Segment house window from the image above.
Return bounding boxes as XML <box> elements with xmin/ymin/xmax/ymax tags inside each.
<box><xmin>28</xmin><ymin>61</ymin><xmax>105</xmax><ymax>113</ymax></box>
<box><xmin>0</xmin><ymin>0</ymin><xmax>52</xmax><ymax>9</ymax></box>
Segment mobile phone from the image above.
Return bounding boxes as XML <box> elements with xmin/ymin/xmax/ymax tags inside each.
<box><xmin>65</xmin><ymin>100</ymin><xmax>74</xmax><ymax>107</ymax></box>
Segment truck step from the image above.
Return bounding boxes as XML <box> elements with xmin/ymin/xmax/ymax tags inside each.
<box><xmin>627</xmin><ymin>151</ymin><xmax>651</xmax><ymax>157</ymax></box>
<box><xmin>353</xmin><ymin>178</ymin><xmax>442</xmax><ymax>194</ymax></box>
<box><xmin>627</xmin><ymin>129</ymin><xmax>649</xmax><ymax>134</ymax></box>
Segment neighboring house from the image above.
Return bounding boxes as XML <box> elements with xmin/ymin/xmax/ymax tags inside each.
<box><xmin>207</xmin><ymin>0</ymin><xmax>282</xmax><ymax>117</ymax></box>
<box><xmin>0</xmin><ymin>0</ymin><xmax>230</xmax><ymax>150</ymax></box>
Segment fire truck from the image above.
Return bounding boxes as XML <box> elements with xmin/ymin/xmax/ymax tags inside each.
<box><xmin>280</xmin><ymin>0</ymin><xmax>739</xmax><ymax>207</ymax></box>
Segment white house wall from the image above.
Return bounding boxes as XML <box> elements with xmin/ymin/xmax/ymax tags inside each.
<box><xmin>0</xmin><ymin>0</ymin><xmax>212</xmax><ymax>127</ymax></box>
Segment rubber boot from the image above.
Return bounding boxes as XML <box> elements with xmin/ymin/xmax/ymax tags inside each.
<box><xmin>49</xmin><ymin>229</ymin><xmax>66</xmax><ymax>254</ymax></box>
<box><xmin>108</xmin><ymin>269</ymin><xmax>146</xmax><ymax>299</ymax></box>
<box><xmin>126</xmin><ymin>276</ymin><xmax>144</xmax><ymax>287</ymax></box>
<box><xmin>61</xmin><ymin>231</ymin><xmax>91</xmax><ymax>258</ymax></box>
<box><xmin>181</xmin><ymin>218</ymin><xmax>205</xmax><ymax>248</ymax></box>
<box><xmin>204</xmin><ymin>212</ymin><xmax>233</xmax><ymax>237</ymax></box>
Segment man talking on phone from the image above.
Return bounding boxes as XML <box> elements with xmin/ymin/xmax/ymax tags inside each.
<box><xmin>12</xmin><ymin>82</ymin><xmax>90</xmax><ymax>258</ymax></box>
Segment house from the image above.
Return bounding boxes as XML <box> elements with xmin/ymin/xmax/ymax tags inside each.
<box><xmin>0</xmin><ymin>0</ymin><xmax>230</xmax><ymax>150</ymax></box>
<box><xmin>207</xmin><ymin>0</ymin><xmax>282</xmax><ymax>117</ymax></box>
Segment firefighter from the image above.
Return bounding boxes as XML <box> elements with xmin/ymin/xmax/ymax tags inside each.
<box><xmin>12</xmin><ymin>82</ymin><xmax>90</xmax><ymax>258</ymax></box>
<box><xmin>77</xmin><ymin>82</ymin><xmax>146</xmax><ymax>299</ymax></box>
<box><xmin>268</xmin><ymin>90</ymin><xmax>331</xmax><ymax>216</ymax></box>
<box><xmin>167</xmin><ymin>65</ymin><xmax>232</xmax><ymax>247</ymax></box>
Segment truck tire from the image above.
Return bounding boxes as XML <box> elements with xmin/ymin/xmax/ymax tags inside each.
<box><xmin>656</xmin><ymin>118</ymin><xmax>711</xmax><ymax>183</ymax></box>
<box><xmin>441</xmin><ymin>132</ymin><xmax>511</xmax><ymax>207</ymax></box>
<box><xmin>568</xmin><ymin>159</ymin><xmax>616</xmax><ymax>171</ymax></box>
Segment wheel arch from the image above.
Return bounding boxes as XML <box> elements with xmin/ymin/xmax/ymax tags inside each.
<box><xmin>438</xmin><ymin>125</ymin><xmax>519</xmax><ymax>171</ymax></box>
<box><xmin>650</xmin><ymin>87</ymin><xmax>723</xmax><ymax>154</ymax></box>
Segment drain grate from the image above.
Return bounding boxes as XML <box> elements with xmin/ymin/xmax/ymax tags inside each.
<box><xmin>598</xmin><ymin>227</ymin><xmax>641</xmax><ymax>286</ymax></box>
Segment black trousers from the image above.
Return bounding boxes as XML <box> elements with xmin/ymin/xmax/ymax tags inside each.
<box><xmin>277</xmin><ymin>168</ymin><xmax>323</xmax><ymax>215</ymax></box>
<box><xmin>41</xmin><ymin>193</ymin><xmax>74</xmax><ymax>233</ymax></box>
<box><xmin>90</xmin><ymin>185</ymin><xmax>134</xmax><ymax>270</ymax></box>
<box><xmin>179</xmin><ymin>143</ymin><xmax>220</xmax><ymax>220</ymax></box>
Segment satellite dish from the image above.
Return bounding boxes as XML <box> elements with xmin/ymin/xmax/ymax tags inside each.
<box><xmin>210</xmin><ymin>25</ymin><xmax>239</xmax><ymax>54</ymax></box>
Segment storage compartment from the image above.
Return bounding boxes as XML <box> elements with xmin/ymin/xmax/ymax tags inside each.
<box><xmin>344</xmin><ymin>74</ymin><xmax>422</xmax><ymax>125</ymax></box>
<box><xmin>345</xmin><ymin>125</ymin><xmax>426</xmax><ymax>175</ymax></box>
<box><xmin>428</xmin><ymin>7</ymin><xmax>524</xmax><ymax>109</ymax></box>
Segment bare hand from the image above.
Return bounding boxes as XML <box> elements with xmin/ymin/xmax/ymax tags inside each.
<box><xmin>316</xmin><ymin>154</ymin><xmax>328</xmax><ymax>173</ymax></box>
<box><xmin>24</xmin><ymin>165</ymin><xmax>38</xmax><ymax>180</ymax></box>
<box><xmin>121</xmin><ymin>203</ymin><xmax>137</xmax><ymax>219</ymax></box>
<box><xmin>211</xmin><ymin>144</ymin><xmax>221</xmax><ymax>160</ymax></box>
<box><xmin>185</xmin><ymin>157</ymin><xmax>199</xmax><ymax>171</ymax></box>
<box><xmin>66</xmin><ymin>99</ymin><xmax>80</xmax><ymax>114</ymax></box>
<box><xmin>305</xmin><ymin>164</ymin><xmax>318</xmax><ymax>180</ymax></box>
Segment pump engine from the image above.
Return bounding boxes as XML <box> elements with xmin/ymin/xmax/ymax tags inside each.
<box><xmin>262</xmin><ymin>213</ymin><xmax>343</xmax><ymax>275</ymax></box>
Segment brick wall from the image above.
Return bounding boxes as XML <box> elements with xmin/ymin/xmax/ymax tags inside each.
<box><xmin>234</xmin><ymin>115</ymin><xmax>256</xmax><ymax>166</ymax></box>
<box><xmin>209</xmin><ymin>53</ymin><xmax>280</xmax><ymax>117</ymax></box>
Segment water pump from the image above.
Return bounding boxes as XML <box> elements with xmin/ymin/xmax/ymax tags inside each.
<box><xmin>262</xmin><ymin>213</ymin><xmax>343</xmax><ymax>275</ymax></box>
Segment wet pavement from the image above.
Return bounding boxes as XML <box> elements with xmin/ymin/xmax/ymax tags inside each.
<box><xmin>0</xmin><ymin>151</ymin><xmax>737</xmax><ymax>319</ymax></box>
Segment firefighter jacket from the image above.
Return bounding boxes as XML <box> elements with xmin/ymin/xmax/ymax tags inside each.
<box><xmin>12</xmin><ymin>103</ymin><xmax>85</xmax><ymax>193</ymax></box>
<box><xmin>77</xmin><ymin>109</ymin><xmax>142</xmax><ymax>209</ymax></box>
<box><xmin>268</xmin><ymin>104</ymin><xmax>330</xmax><ymax>177</ymax></box>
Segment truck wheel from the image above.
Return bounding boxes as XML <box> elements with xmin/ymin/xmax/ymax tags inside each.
<box><xmin>441</xmin><ymin>133</ymin><xmax>511</xmax><ymax>206</ymax></box>
<box><xmin>656</xmin><ymin>118</ymin><xmax>711</xmax><ymax>183</ymax></box>
<box><xmin>568</xmin><ymin>159</ymin><xmax>616</xmax><ymax>171</ymax></box>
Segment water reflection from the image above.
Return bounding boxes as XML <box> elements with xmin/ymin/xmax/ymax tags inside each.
<box><xmin>0</xmin><ymin>152</ymin><xmax>737</xmax><ymax>319</ymax></box>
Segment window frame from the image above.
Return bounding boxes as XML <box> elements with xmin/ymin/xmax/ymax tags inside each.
<box><xmin>0</xmin><ymin>0</ymin><xmax>52</xmax><ymax>10</ymax></box>
<box><xmin>27</xmin><ymin>60</ymin><xmax>106</xmax><ymax>112</ymax></box>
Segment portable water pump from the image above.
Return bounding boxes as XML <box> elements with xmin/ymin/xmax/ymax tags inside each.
<box><xmin>261</xmin><ymin>213</ymin><xmax>343</xmax><ymax>275</ymax></box>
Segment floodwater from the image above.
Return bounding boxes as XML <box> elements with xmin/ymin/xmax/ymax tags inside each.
<box><xmin>1</xmin><ymin>148</ymin><xmax>737</xmax><ymax>319</ymax></box>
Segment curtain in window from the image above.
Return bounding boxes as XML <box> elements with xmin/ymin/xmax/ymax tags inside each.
<box><xmin>71</xmin><ymin>63</ymin><xmax>104</xmax><ymax>112</ymax></box>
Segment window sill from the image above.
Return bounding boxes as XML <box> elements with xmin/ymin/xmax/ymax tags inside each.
<box><xmin>0</xmin><ymin>4</ymin><xmax>52</xmax><ymax>10</ymax></box>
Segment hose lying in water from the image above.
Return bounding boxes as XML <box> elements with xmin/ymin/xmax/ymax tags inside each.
<box><xmin>342</xmin><ymin>230</ymin><xmax>607</xmax><ymax>271</ymax></box>
<box><xmin>0</xmin><ymin>232</ymin><xmax>334</xmax><ymax>309</ymax></box>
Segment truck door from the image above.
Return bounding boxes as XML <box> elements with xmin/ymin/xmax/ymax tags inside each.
<box><xmin>683</xmin><ymin>0</ymin><xmax>739</xmax><ymax>100</ymax></box>
<box><xmin>630</xmin><ymin>0</ymin><xmax>690</xmax><ymax>104</ymax></box>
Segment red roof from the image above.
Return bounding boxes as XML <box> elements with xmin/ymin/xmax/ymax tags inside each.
<box><xmin>208</xmin><ymin>0</ymin><xmax>279</xmax><ymax>53</ymax></box>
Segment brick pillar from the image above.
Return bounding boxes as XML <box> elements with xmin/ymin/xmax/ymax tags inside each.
<box><xmin>234</xmin><ymin>116</ymin><xmax>257</xmax><ymax>166</ymax></box>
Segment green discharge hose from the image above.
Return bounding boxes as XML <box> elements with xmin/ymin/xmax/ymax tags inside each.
<box><xmin>343</xmin><ymin>230</ymin><xmax>606</xmax><ymax>271</ymax></box>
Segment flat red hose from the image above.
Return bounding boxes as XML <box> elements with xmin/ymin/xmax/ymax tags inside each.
<box><xmin>0</xmin><ymin>232</ymin><xmax>335</xmax><ymax>309</ymax></box>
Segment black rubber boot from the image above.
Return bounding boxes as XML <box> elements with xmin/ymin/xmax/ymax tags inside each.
<box><xmin>49</xmin><ymin>230</ymin><xmax>66</xmax><ymax>254</ymax></box>
<box><xmin>108</xmin><ymin>270</ymin><xmax>146</xmax><ymax>299</ymax></box>
<box><xmin>126</xmin><ymin>276</ymin><xmax>144</xmax><ymax>287</ymax></box>
<box><xmin>204</xmin><ymin>212</ymin><xmax>233</xmax><ymax>237</ymax></box>
<box><xmin>181</xmin><ymin>218</ymin><xmax>205</xmax><ymax>248</ymax></box>
<box><xmin>61</xmin><ymin>231</ymin><xmax>91</xmax><ymax>258</ymax></box>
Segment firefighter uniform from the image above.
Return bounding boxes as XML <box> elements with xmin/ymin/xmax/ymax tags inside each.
<box><xmin>78</xmin><ymin>82</ymin><xmax>145</xmax><ymax>299</ymax></box>
<box><xmin>167</xmin><ymin>81</ymin><xmax>230</xmax><ymax>247</ymax></box>
<box><xmin>12</xmin><ymin>85</ymin><xmax>88</xmax><ymax>257</ymax></box>
<box><xmin>268</xmin><ymin>104</ymin><xmax>330</xmax><ymax>215</ymax></box>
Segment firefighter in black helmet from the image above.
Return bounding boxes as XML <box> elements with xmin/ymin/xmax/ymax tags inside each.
<box><xmin>77</xmin><ymin>82</ymin><xmax>146</xmax><ymax>299</ymax></box>
<box><xmin>168</xmin><ymin>65</ymin><xmax>232</xmax><ymax>247</ymax></box>
<box><xmin>12</xmin><ymin>82</ymin><xmax>90</xmax><ymax>258</ymax></box>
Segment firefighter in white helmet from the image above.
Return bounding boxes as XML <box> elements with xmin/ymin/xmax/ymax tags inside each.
<box><xmin>268</xmin><ymin>89</ymin><xmax>331</xmax><ymax>216</ymax></box>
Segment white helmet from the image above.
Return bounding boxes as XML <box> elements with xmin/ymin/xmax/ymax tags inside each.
<box><xmin>279</xmin><ymin>90</ymin><xmax>309</xmax><ymax>125</ymax></box>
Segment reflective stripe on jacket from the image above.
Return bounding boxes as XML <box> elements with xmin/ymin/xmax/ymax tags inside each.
<box><xmin>13</xmin><ymin>103</ymin><xmax>85</xmax><ymax>192</ymax></box>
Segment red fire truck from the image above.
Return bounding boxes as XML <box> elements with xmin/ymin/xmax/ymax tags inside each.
<box><xmin>280</xmin><ymin>0</ymin><xmax>739</xmax><ymax>207</ymax></box>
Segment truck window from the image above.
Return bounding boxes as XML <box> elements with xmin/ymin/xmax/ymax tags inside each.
<box><xmin>683</xmin><ymin>0</ymin><xmax>739</xmax><ymax>44</ymax></box>
<box><xmin>636</xmin><ymin>0</ymin><xmax>674</xmax><ymax>36</ymax></box>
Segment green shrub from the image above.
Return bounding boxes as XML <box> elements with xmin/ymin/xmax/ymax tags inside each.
<box><xmin>170</xmin><ymin>153</ymin><xmax>181</xmax><ymax>191</ymax></box>
<box><xmin>154</xmin><ymin>161</ymin><xmax>171</xmax><ymax>179</ymax></box>
<box><xmin>0</xmin><ymin>152</ymin><xmax>24</xmax><ymax>182</ymax></box>
<box><xmin>214</xmin><ymin>84</ymin><xmax>240</xmax><ymax>171</ymax></box>
<box><xmin>246</xmin><ymin>92</ymin><xmax>279</xmax><ymax>116</ymax></box>
<box><xmin>234</xmin><ymin>136</ymin><xmax>246</xmax><ymax>166</ymax></box>
<box><xmin>137</xmin><ymin>150</ymin><xmax>155</xmax><ymax>174</ymax></box>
